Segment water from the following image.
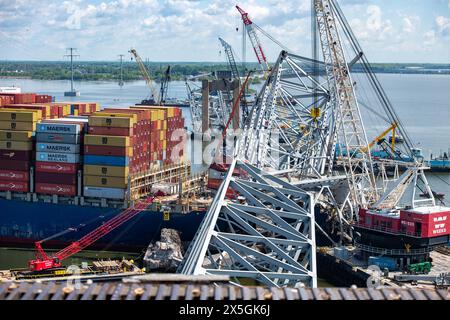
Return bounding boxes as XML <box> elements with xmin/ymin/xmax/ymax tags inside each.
<box><xmin>0</xmin><ymin>74</ymin><xmax>449</xmax><ymax>274</ymax></box>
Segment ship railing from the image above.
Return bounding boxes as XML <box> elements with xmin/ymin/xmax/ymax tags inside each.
<box><xmin>354</xmin><ymin>222</ymin><xmax>422</xmax><ymax>238</ymax></box>
<box><xmin>355</xmin><ymin>243</ymin><xmax>438</xmax><ymax>256</ymax></box>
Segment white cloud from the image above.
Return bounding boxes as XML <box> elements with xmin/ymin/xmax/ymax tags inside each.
<box><xmin>435</xmin><ymin>16</ymin><xmax>450</xmax><ymax>37</ymax></box>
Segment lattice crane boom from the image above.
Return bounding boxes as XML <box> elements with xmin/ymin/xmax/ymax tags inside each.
<box><xmin>129</xmin><ymin>48</ymin><xmax>159</xmax><ymax>103</ymax></box>
<box><xmin>314</xmin><ymin>0</ymin><xmax>378</xmax><ymax>208</ymax></box>
<box><xmin>236</xmin><ymin>5</ymin><xmax>270</xmax><ymax>72</ymax></box>
<box><xmin>218</xmin><ymin>37</ymin><xmax>240</xmax><ymax>79</ymax></box>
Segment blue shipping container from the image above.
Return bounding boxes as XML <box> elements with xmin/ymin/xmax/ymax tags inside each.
<box><xmin>37</xmin><ymin>122</ymin><xmax>81</xmax><ymax>135</ymax></box>
<box><xmin>368</xmin><ymin>256</ymin><xmax>397</xmax><ymax>271</ymax></box>
<box><xmin>84</xmin><ymin>155</ymin><xmax>129</xmax><ymax>167</ymax></box>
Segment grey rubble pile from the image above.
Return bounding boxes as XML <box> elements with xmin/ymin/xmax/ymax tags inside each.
<box><xmin>143</xmin><ymin>228</ymin><xmax>183</xmax><ymax>272</ymax></box>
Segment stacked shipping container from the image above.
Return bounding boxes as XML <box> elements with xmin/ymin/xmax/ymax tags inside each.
<box><xmin>35</xmin><ymin>121</ymin><xmax>84</xmax><ymax>196</ymax></box>
<box><xmin>0</xmin><ymin>109</ymin><xmax>38</xmax><ymax>192</ymax></box>
<box><xmin>0</xmin><ymin>95</ymin><xmax>187</xmax><ymax>200</ymax></box>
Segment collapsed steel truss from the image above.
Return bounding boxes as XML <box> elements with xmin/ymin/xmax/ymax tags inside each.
<box><xmin>179</xmin><ymin>159</ymin><xmax>316</xmax><ymax>287</ymax></box>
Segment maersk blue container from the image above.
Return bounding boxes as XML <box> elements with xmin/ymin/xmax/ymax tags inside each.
<box><xmin>84</xmin><ymin>155</ymin><xmax>129</xmax><ymax>166</ymax></box>
<box><xmin>368</xmin><ymin>256</ymin><xmax>397</xmax><ymax>271</ymax></box>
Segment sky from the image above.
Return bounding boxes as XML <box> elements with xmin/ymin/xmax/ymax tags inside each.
<box><xmin>0</xmin><ymin>0</ymin><xmax>449</xmax><ymax>63</ymax></box>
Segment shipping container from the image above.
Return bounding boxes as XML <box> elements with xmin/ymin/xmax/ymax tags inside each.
<box><xmin>35</xmin><ymin>172</ymin><xmax>77</xmax><ymax>185</ymax></box>
<box><xmin>84</xmin><ymin>155</ymin><xmax>129</xmax><ymax>167</ymax></box>
<box><xmin>36</xmin><ymin>152</ymin><xmax>80</xmax><ymax>164</ymax></box>
<box><xmin>37</xmin><ymin>122</ymin><xmax>81</xmax><ymax>135</ymax></box>
<box><xmin>36</xmin><ymin>132</ymin><xmax>80</xmax><ymax>144</ymax></box>
<box><xmin>83</xmin><ymin>165</ymin><xmax>129</xmax><ymax>177</ymax></box>
<box><xmin>0</xmin><ymin>130</ymin><xmax>33</xmax><ymax>141</ymax></box>
<box><xmin>0</xmin><ymin>141</ymin><xmax>33</xmax><ymax>151</ymax></box>
<box><xmin>84</xmin><ymin>145</ymin><xmax>133</xmax><ymax>157</ymax></box>
<box><xmin>35</xmin><ymin>183</ymin><xmax>76</xmax><ymax>196</ymax></box>
<box><xmin>0</xmin><ymin>169</ymin><xmax>29</xmax><ymax>182</ymax></box>
<box><xmin>0</xmin><ymin>110</ymin><xmax>40</xmax><ymax>122</ymax></box>
<box><xmin>0</xmin><ymin>121</ymin><xmax>36</xmax><ymax>131</ymax></box>
<box><xmin>0</xmin><ymin>180</ymin><xmax>28</xmax><ymax>192</ymax></box>
<box><xmin>88</xmin><ymin>126</ymin><xmax>133</xmax><ymax>136</ymax></box>
<box><xmin>36</xmin><ymin>142</ymin><xmax>80</xmax><ymax>154</ymax></box>
<box><xmin>83</xmin><ymin>175</ymin><xmax>127</xmax><ymax>188</ymax></box>
<box><xmin>83</xmin><ymin>186</ymin><xmax>125</xmax><ymax>200</ymax></box>
<box><xmin>3</xmin><ymin>104</ymin><xmax>49</xmax><ymax>118</ymax></box>
<box><xmin>84</xmin><ymin>135</ymin><xmax>129</xmax><ymax>147</ymax></box>
<box><xmin>0</xmin><ymin>159</ymin><xmax>30</xmax><ymax>170</ymax></box>
<box><xmin>88</xmin><ymin>116</ymin><xmax>135</xmax><ymax>128</ymax></box>
<box><xmin>0</xmin><ymin>149</ymin><xmax>32</xmax><ymax>161</ymax></box>
<box><xmin>35</xmin><ymin>162</ymin><xmax>79</xmax><ymax>174</ymax></box>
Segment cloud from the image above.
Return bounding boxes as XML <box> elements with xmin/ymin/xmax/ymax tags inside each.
<box><xmin>435</xmin><ymin>16</ymin><xmax>450</xmax><ymax>37</ymax></box>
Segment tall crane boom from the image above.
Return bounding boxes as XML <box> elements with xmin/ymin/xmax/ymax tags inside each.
<box><xmin>236</xmin><ymin>5</ymin><xmax>269</xmax><ymax>72</ymax></box>
<box><xmin>159</xmin><ymin>65</ymin><xmax>171</xmax><ymax>105</ymax></box>
<box><xmin>315</xmin><ymin>0</ymin><xmax>377</xmax><ymax>208</ymax></box>
<box><xmin>129</xmin><ymin>48</ymin><xmax>158</xmax><ymax>103</ymax></box>
<box><xmin>218</xmin><ymin>37</ymin><xmax>240</xmax><ymax>79</ymax></box>
<box><xmin>28</xmin><ymin>197</ymin><xmax>155</xmax><ymax>271</ymax></box>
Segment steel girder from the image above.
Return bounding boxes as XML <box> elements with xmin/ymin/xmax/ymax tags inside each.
<box><xmin>179</xmin><ymin>159</ymin><xmax>317</xmax><ymax>287</ymax></box>
<box><xmin>237</xmin><ymin>51</ymin><xmax>334</xmax><ymax>180</ymax></box>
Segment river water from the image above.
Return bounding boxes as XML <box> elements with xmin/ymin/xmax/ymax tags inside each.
<box><xmin>0</xmin><ymin>74</ymin><xmax>449</xmax><ymax>283</ymax></box>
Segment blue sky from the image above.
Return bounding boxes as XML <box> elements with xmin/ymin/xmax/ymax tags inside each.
<box><xmin>0</xmin><ymin>0</ymin><xmax>449</xmax><ymax>62</ymax></box>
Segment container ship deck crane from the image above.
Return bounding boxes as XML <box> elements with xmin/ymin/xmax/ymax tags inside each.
<box><xmin>28</xmin><ymin>197</ymin><xmax>155</xmax><ymax>272</ymax></box>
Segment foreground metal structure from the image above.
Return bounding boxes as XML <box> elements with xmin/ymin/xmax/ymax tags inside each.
<box><xmin>1</xmin><ymin>279</ymin><xmax>447</xmax><ymax>300</ymax></box>
<box><xmin>179</xmin><ymin>160</ymin><xmax>317</xmax><ymax>287</ymax></box>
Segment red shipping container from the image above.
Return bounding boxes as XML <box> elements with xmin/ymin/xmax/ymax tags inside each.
<box><xmin>35</xmin><ymin>94</ymin><xmax>53</xmax><ymax>103</ymax></box>
<box><xmin>0</xmin><ymin>149</ymin><xmax>32</xmax><ymax>161</ymax></box>
<box><xmin>0</xmin><ymin>180</ymin><xmax>28</xmax><ymax>192</ymax></box>
<box><xmin>35</xmin><ymin>172</ymin><xmax>77</xmax><ymax>185</ymax></box>
<box><xmin>0</xmin><ymin>159</ymin><xmax>29</xmax><ymax>171</ymax></box>
<box><xmin>0</xmin><ymin>169</ymin><xmax>29</xmax><ymax>182</ymax></box>
<box><xmin>35</xmin><ymin>162</ymin><xmax>79</xmax><ymax>174</ymax></box>
<box><xmin>88</xmin><ymin>126</ymin><xmax>133</xmax><ymax>136</ymax></box>
<box><xmin>35</xmin><ymin>183</ymin><xmax>76</xmax><ymax>196</ymax></box>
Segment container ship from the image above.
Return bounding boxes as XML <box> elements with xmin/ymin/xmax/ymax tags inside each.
<box><xmin>0</xmin><ymin>91</ymin><xmax>209</xmax><ymax>252</ymax></box>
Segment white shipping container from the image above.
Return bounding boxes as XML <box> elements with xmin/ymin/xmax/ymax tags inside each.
<box><xmin>83</xmin><ymin>186</ymin><xmax>125</xmax><ymax>200</ymax></box>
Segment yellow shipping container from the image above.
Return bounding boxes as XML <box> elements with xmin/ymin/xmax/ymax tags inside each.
<box><xmin>0</xmin><ymin>110</ymin><xmax>40</xmax><ymax>122</ymax></box>
<box><xmin>89</xmin><ymin>116</ymin><xmax>135</xmax><ymax>128</ymax></box>
<box><xmin>73</xmin><ymin>109</ymin><xmax>79</xmax><ymax>116</ymax></box>
<box><xmin>0</xmin><ymin>130</ymin><xmax>33</xmax><ymax>141</ymax></box>
<box><xmin>160</xmin><ymin>130</ymin><xmax>166</xmax><ymax>141</ymax></box>
<box><xmin>92</xmin><ymin>112</ymin><xmax>138</xmax><ymax>123</ymax></box>
<box><xmin>162</xmin><ymin>140</ymin><xmax>167</xmax><ymax>149</ymax></box>
<box><xmin>0</xmin><ymin>121</ymin><xmax>36</xmax><ymax>131</ymax></box>
<box><xmin>83</xmin><ymin>165</ymin><xmax>129</xmax><ymax>178</ymax></box>
<box><xmin>163</xmin><ymin>120</ymin><xmax>167</xmax><ymax>130</ymax></box>
<box><xmin>0</xmin><ymin>140</ymin><xmax>33</xmax><ymax>151</ymax></box>
<box><xmin>84</xmin><ymin>135</ymin><xmax>130</xmax><ymax>147</ymax></box>
<box><xmin>84</xmin><ymin>175</ymin><xmax>128</xmax><ymax>188</ymax></box>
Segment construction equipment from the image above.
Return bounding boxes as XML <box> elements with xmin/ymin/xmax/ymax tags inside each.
<box><xmin>361</xmin><ymin>123</ymin><xmax>398</xmax><ymax>153</ymax></box>
<box><xmin>159</xmin><ymin>65</ymin><xmax>171</xmax><ymax>105</ymax></box>
<box><xmin>129</xmin><ymin>48</ymin><xmax>158</xmax><ymax>104</ymax></box>
<box><xmin>28</xmin><ymin>197</ymin><xmax>155</xmax><ymax>272</ymax></box>
<box><xmin>236</xmin><ymin>5</ymin><xmax>270</xmax><ymax>72</ymax></box>
<box><xmin>218</xmin><ymin>37</ymin><xmax>240</xmax><ymax>80</ymax></box>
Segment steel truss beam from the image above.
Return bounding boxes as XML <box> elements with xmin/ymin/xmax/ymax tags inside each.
<box><xmin>179</xmin><ymin>159</ymin><xmax>317</xmax><ymax>287</ymax></box>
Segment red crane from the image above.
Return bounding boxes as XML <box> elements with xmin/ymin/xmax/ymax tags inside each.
<box><xmin>236</xmin><ymin>5</ymin><xmax>270</xmax><ymax>72</ymax></box>
<box><xmin>28</xmin><ymin>196</ymin><xmax>155</xmax><ymax>272</ymax></box>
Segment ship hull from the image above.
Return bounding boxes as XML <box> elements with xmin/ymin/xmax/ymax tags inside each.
<box><xmin>0</xmin><ymin>199</ymin><xmax>206</xmax><ymax>252</ymax></box>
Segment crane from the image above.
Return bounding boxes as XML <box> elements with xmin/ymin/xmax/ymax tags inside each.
<box><xmin>159</xmin><ymin>65</ymin><xmax>171</xmax><ymax>105</ymax></box>
<box><xmin>235</xmin><ymin>5</ymin><xmax>270</xmax><ymax>72</ymax></box>
<box><xmin>129</xmin><ymin>48</ymin><xmax>159</xmax><ymax>104</ymax></box>
<box><xmin>218</xmin><ymin>37</ymin><xmax>240</xmax><ymax>79</ymax></box>
<box><xmin>28</xmin><ymin>197</ymin><xmax>155</xmax><ymax>272</ymax></box>
<box><xmin>361</xmin><ymin>122</ymin><xmax>397</xmax><ymax>153</ymax></box>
